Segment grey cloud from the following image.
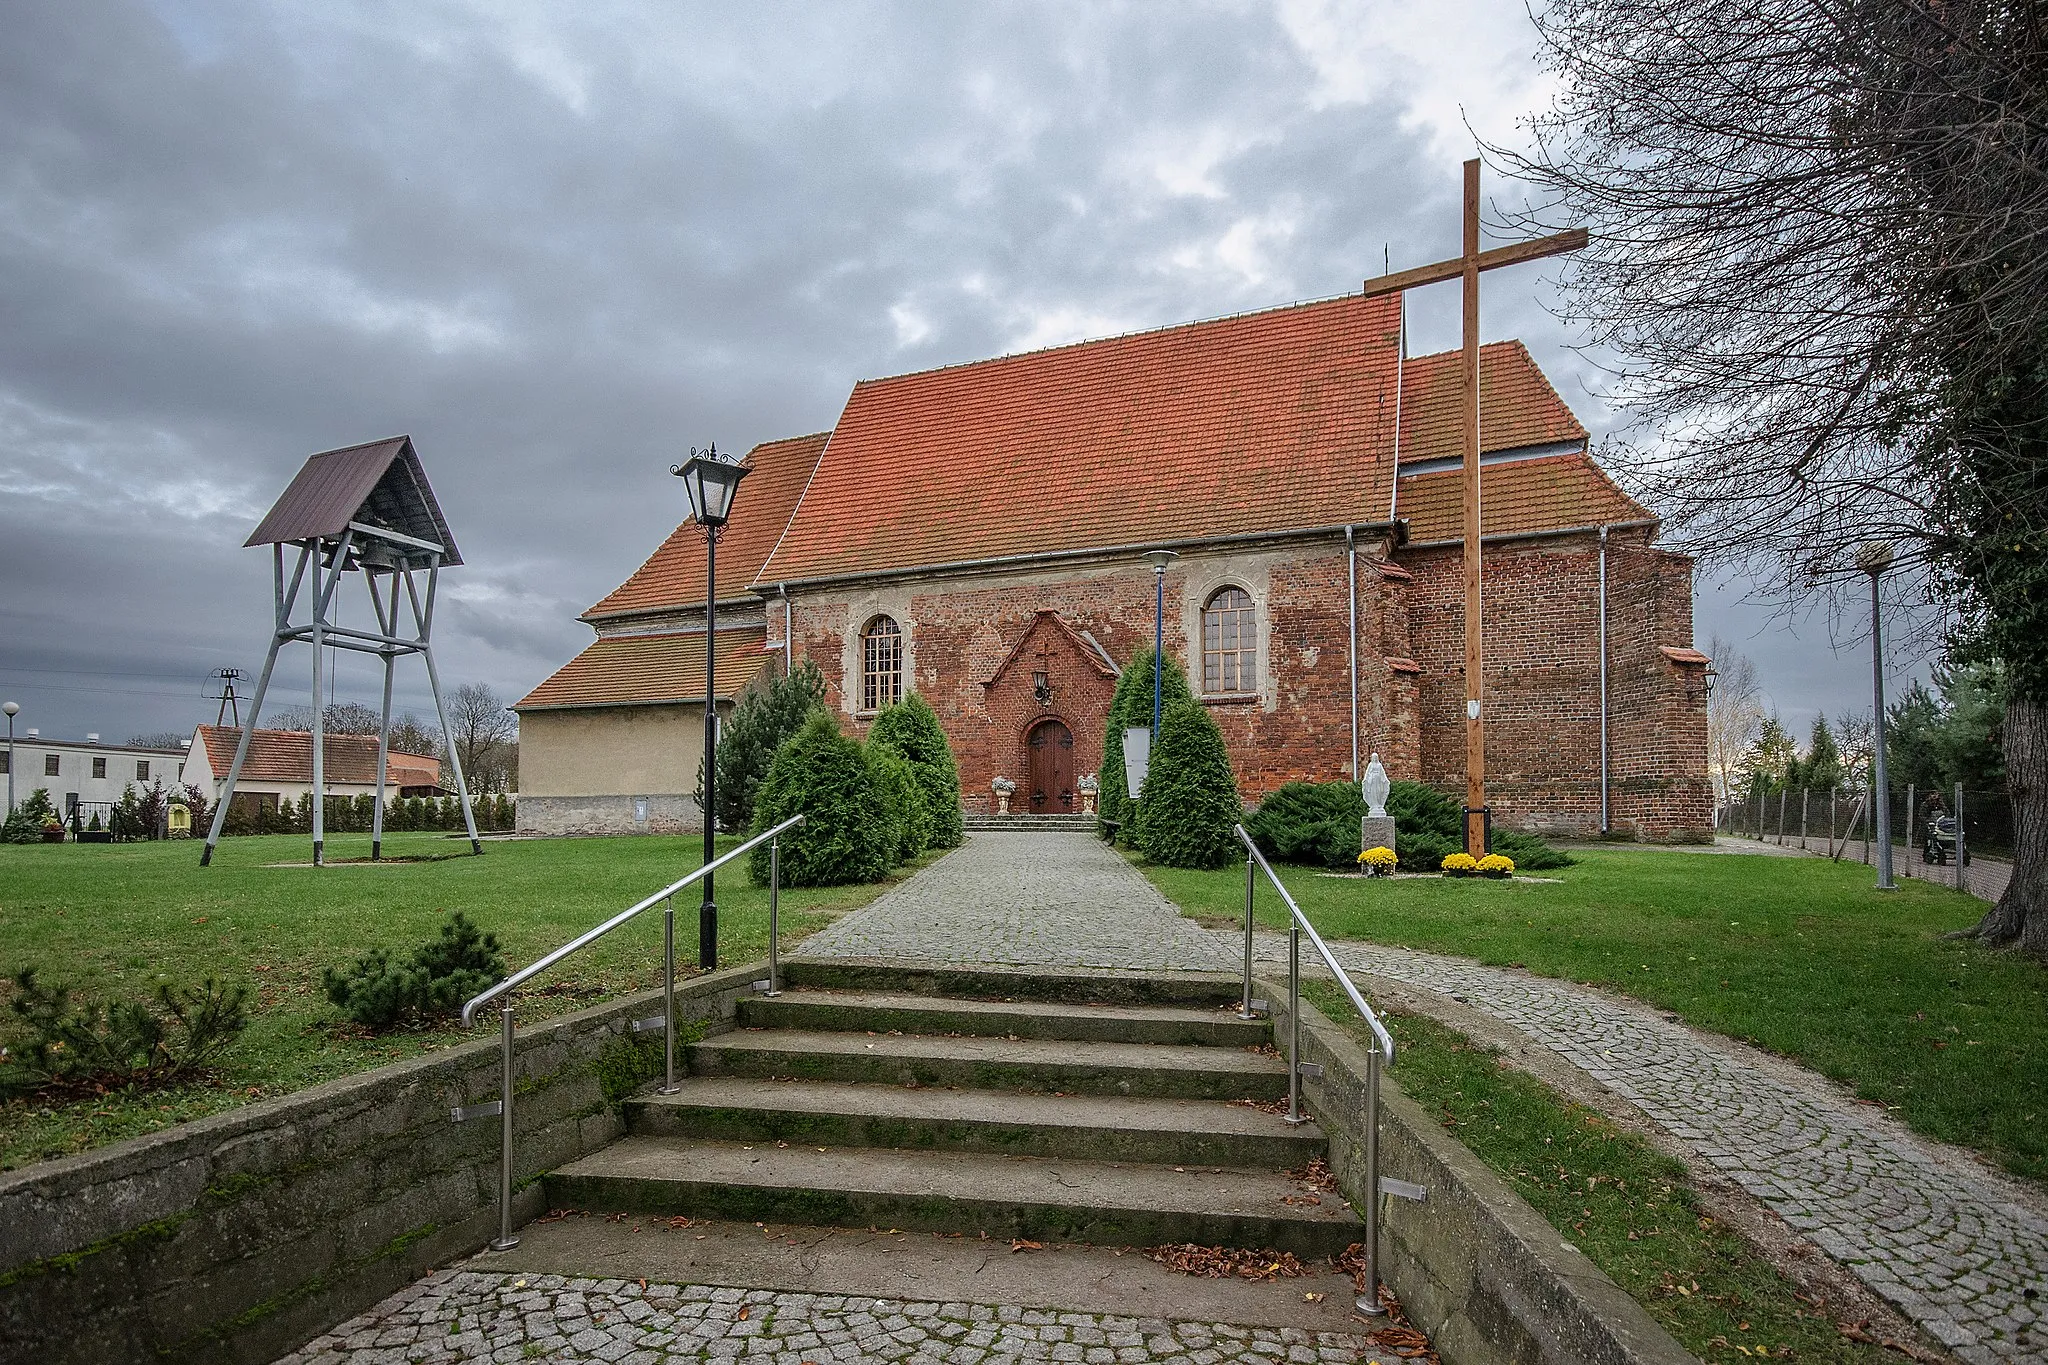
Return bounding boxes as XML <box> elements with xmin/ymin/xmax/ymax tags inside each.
<box><xmin>0</xmin><ymin>0</ymin><xmax>1855</xmax><ymax>743</ymax></box>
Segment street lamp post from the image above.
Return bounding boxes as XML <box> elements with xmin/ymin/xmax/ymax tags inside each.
<box><xmin>1145</xmin><ymin>550</ymin><xmax>1179</xmax><ymax>739</ymax></box>
<box><xmin>673</xmin><ymin>445</ymin><xmax>752</xmax><ymax>970</ymax></box>
<box><xmin>1857</xmin><ymin>540</ymin><xmax>1897</xmax><ymax>890</ymax></box>
<box><xmin>3</xmin><ymin>702</ymin><xmax>17</xmax><ymax>816</ymax></box>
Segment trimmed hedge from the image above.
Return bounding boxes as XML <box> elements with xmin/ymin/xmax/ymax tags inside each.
<box><xmin>698</xmin><ymin>661</ymin><xmax>826</xmax><ymax>834</ymax></box>
<box><xmin>748</xmin><ymin>712</ymin><xmax>898</xmax><ymax>888</ymax></box>
<box><xmin>869</xmin><ymin>743</ymin><xmax>932</xmax><ymax>864</ymax></box>
<box><xmin>1136</xmin><ymin>699</ymin><xmax>1242</xmax><ymax>869</ymax></box>
<box><xmin>1099</xmin><ymin>646</ymin><xmax>1193</xmax><ymax>845</ymax></box>
<box><xmin>868</xmin><ymin>693</ymin><xmax>965</xmax><ymax>849</ymax></box>
<box><xmin>1246</xmin><ymin>780</ymin><xmax>1364</xmax><ymax>869</ymax></box>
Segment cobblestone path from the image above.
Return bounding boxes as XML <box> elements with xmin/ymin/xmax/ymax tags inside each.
<box><xmin>794</xmin><ymin>832</ymin><xmax>1230</xmax><ymax>972</ymax></box>
<box><xmin>281</xmin><ymin>1272</ymin><xmax>1397</xmax><ymax>1365</ymax></box>
<box><xmin>1239</xmin><ymin>930</ymin><xmax>2048</xmax><ymax>1364</ymax></box>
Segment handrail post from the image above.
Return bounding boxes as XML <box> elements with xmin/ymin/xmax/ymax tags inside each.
<box><xmin>765</xmin><ymin>835</ymin><xmax>783</xmax><ymax>997</ymax></box>
<box><xmin>660</xmin><ymin>894</ymin><xmax>680</xmax><ymax>1094</ymax></box>
<box><xmin>1285</xmin><ymin>924</ymin><xmax>1306</xmax><ymax>1126</ymax></box>
<box><xmin>491</xmin><ymin>1000</ymin><xmax>519</xmax><ymax>1251</ymax></box>
<box><xmin>1239</xmin><ymin>849</ymin><xmax>1256</xmax><ymax>1019</ymax></box>
<box><xmin>1357</xmin><ymin>1039</ymin><xmax>1386</xmax><ymax>1314</ymax></box>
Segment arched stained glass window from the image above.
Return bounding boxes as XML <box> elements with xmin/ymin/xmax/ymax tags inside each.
<box><xmin>862</xmin><ymin>616</ymin><xmax>903</xmax><ymax>710</ymax></box>
<box><xmin>1202</xmin><ymin>588</ymin><xmax>1255</xmax><ymax>694</ymax></box>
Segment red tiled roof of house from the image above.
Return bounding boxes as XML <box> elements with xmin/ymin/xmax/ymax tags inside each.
<box><xmin>585</xmin><ymin>433</ymin><xmax>830</xmax><ymax>620</ymax></box>
<box><xmin>195</xmin><ymin>726</ymin><xmax>439</xmax><ymax>786</ymax></box>
<box><xmin>753</xmin><ymin>293</ymin><xmax>1587</xmax><ymax>585</ymax></box>
<box><xmin>1396</xmin><ymin>452</ymin><xmax>1650</xmax><ymax>544</ymax></box>
<box><xmin>514</xmin><ymin>628</ymin><xmax>772</xmax><ymax>711</ymax></box>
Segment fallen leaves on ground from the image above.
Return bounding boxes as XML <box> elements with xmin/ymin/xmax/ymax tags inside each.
<box><xmin>1334</xmin><ymin>1246</ymin><xmax>1441</xmax><ymax>1363</ymax></box>
<box><xmin>1838</xmin><ymin>1320</ymin><xmax>1949</xmax><ymax>1363</ymax></box>
<box><xmin>1227</xmin><ymin>1096</ymin><xmax>1291</xmax><ymax>1115</ymax></box>
<box><xmin>1010</xmin><ymin>1238</ymin><xmax>1043</xmax><ymax>1252</ymax></box>
<box><xmin>1143</xmin><ymin>1243</ymin><xmax>1307</xmax><ymax>1280</ymax></box>
<box><xmin>1288</xmin><ymin>1157</ymin><xmax>1339</xmax><ymax>1191</ymax></box>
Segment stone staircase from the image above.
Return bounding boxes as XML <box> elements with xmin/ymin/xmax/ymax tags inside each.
<box><xmin>546</xmin><ymin>962</ymin><xmax>1362</xmax><ymax>1257</ymax></box>
<box><xmin>961</xmin><ymin>813</ymin><xmax>1099</xmax><ymax>833</ymax></box>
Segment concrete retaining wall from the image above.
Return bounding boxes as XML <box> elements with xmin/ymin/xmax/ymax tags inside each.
<box><xmin>518</xmin><ymin>792</ymin><xmax>703</xmax><ymax>835</ymax></box>
<box><xmin>1264</xmin><ymin>978</ymin><xmax>1697</xmax><ymax>1365</ymax></box>
<box><xmin>0</xmin><ymin>965</ymin><xmax>764</xmax><ymax>1365</ymax></box>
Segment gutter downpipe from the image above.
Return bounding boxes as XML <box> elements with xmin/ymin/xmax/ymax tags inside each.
<box><xmin>779</xmin><ymin>583</ymin><xmax>792</xmax><ymax>677</ymax></box>
<box><xmin>1346</xmin><ymin>525</ymin><xmax>1359</xmax><ymax>781</ymax></box>
<box><xmin>1598</xmin><ymin>525</ymin><xmax>1611</xmax><ymax>834</ymax></box>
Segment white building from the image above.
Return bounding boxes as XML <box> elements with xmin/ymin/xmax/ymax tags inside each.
<box><xmin>0</xmin><ymin>731</ymin><xmax>188</xmax><ymax>818</ymax></box>
<box><xmin>178</xmin><ymin>725</ymin><xmax>441</xmax><ymax>822</ymax></box>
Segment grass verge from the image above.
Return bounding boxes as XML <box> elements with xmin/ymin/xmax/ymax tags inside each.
<box><xmin>0</xmin><ymin>831</ymin><xmax>920</xmax><ymax>1171</ymax></box>
<box><xmin>1144</xmin><ymin>846</ymin><xmax>2048</xmax><ymax>1184</ymax></box>
<box><xmin>1308</xmin><ymin>985</ymin><xmax>1908</xmax><ymax>1364</ymax></box>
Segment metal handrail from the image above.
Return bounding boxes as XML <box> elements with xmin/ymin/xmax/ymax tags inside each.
<box><xmin>456</xmin><ymin>814</ymin><xmax>804</xmax><ymax>1252</ymax></box>
<box><xmin>1234</xmin><ymin>823</ymin><xmax>1393</xmax><ymax>1317</ymax></box>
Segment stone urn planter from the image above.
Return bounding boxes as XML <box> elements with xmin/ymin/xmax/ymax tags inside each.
<box><xmin>991</xmin><ymin>776</ymin><xmax>1016</xmax><ymax>817</ymax></box>
<box><xmin>1077</xmin><ymin>773</ymin><xmax>1098</xmax><ymax>816</ymax></box>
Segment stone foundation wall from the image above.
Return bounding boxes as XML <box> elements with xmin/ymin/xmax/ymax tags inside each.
<box><xmin>518</xmin><ymin>793</ymin><xmax>703</xmax><ymax>836</ymax></box>
<box><xmin>1263</xmin><ymin>978</ymin><xmax>1695</xmax><ymax>1365</ymax></box>
<box><xmin>0</xmin><ymin>967</ymin><xmax>763</xmax><ymax>1365</ymax></box>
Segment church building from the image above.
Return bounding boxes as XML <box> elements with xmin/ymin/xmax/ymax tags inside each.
<box><xmin>515</xmin><ymin>290</ymin><xmax>1712</xmax><ymax>840</ymax></box>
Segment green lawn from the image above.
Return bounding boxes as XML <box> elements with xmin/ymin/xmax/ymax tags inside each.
<box><xmin>0</xmin><ymin>832</ymin><xmax>907</xmax><ymax>1171</ymax></box>
<box><xmin>1144</xmin><ymin>847</ymin><xmax>2048</xmax><ymax>1184</ymax></box>
<box><xmin>1308</xmin><ymin>988</ymin><xmax>1898</xmax><ymax>1365</ymax></box>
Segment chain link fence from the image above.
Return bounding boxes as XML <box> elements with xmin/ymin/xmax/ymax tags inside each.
<box><xmin>1714</xmin><ymin>784</ymin><xmax>2014</xmax><ymax>903</ymax></box>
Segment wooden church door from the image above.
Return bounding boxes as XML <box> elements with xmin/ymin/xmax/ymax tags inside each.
<box><xmin>1027</xmin><ymin>719</ymin><xmax>1075</xmax><ymax>813</ymax></box>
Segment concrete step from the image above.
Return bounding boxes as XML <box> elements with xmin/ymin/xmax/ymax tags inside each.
<box><xmin>628</xmin><ymin>1077</ymin><xmax>1322</xmax><ymax>1167</ymax></box>
<box><xmin>780</xmin><ymin>959</ymin><xmax>1245</xmax><ymax>1009</ymax></box>
<box><xmin>688</xmin><ymin>1030</ymin><xmax>1289</xmax><ymax>1101</ymax></box>
<box><xmin>736</xmin><ymin>988</ymin><xmax>1269</xmax><ymax>1047</ymax></box>
<box><xmin>962</xmin><ymin>815</ymin><xmax>1098</xmax><ymax>831</ymax></box>
<box><xmin>545</xmin><ymin>1136</ymin><xmax>1362</xmax><ymax>1258</ymax></box>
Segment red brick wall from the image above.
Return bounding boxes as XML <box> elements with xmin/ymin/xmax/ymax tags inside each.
<box><xmin>1395</xmin><ymin>529</ymin><xmax>1710</xmax><ymax>838</ymax></box>
<box><xmin>771</xmin><ymin>533</ymin><xmax>1707</xmax><ymax>836</ymax></box>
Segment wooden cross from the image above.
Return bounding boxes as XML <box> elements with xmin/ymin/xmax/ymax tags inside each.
<box><xmin>1362</xmin><ymin>159</ymin><xmax>1588</xmax><ymax>854</ymax></box>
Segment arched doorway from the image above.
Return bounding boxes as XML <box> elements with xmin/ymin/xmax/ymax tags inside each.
<box><xmin>1026</xmin><ymin>718</ymin><xmax>1075</xmax><ymax>813</ymax></box>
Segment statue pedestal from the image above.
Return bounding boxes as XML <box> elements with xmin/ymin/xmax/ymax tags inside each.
<box><xmin>1360</xmin><ymin>815</ymin><xmax>1398</xmax><ymax>855</ymax></box>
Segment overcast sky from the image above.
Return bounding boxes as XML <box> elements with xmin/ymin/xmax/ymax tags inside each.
<box><xmin>0</xmin><ymin>0</ymin><xmax>1906</xmax><ymax>752</ymax></box>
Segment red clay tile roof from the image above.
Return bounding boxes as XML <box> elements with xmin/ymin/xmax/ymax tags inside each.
<box><xmin>195</xmin><ymin>726</ymin><xmax>439</xmax><ymax>786</ymax></box>
<box><xmin>1396</xmin><ymin>452</ymin><xmax>1650</xmax><ymax>544</ymax></box>
<box><xmin>514</xmin><ymin>629</ymin><xmax>771</xmax><ymax>710</ymax></box>
<box><xmin>1661</xmin><ymin>646</ymin><xmax>1710</xmax><ymax>666</ymax></box>
<box><xmin>754</xmin><ymin>293</ymin><xmax>1587</xmax><ymax>585</ymax></box>
<box><xmin>585</xmin><ymin>433</ymin><xmax>829</xmax><ymax>620</ymax></box>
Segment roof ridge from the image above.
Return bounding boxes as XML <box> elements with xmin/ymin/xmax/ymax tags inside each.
<box><xmin>756</xmin><ymin>429</ymin><xmax>834</xmax><ymax>589</ymax></box>
<box><xmin>850</xmin><ymin>290</ymin><xmax>1381</xmax><ymax>389</ymax></box>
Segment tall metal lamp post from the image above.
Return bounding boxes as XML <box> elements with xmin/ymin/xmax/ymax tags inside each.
<box><xmin>1858</xmin><ymin>540</ymin><xmax>1897</xmax><ymax>890</ymax></box>
<box><xmin>3</xmin><ymin>701</ymin><xmax>17</xmax><ymax>815</ymax></box>
<box><xmin>673</xmin><ymin>445</ymin><xmax>751</xmax><ymax>970</ymax></box>
<box><xmin>1146</xmin><ymin>550</ymin><xmax>1179</xmax><ymax>738</ymax></box>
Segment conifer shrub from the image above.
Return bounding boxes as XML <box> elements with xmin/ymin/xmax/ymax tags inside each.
<box><xmin>869</xmin><ymin>744</ymin><xmax>931</xmax><ymax>863</ymax></box>
<box><xmin>1384</xmin><ymin>780</ymin><xmax>1573</xmax><ymax>871</ymax></box>
<box><xmin>4</xmin><ymin>966</ymin><xmax>248</xmax><ymax>1094</ymax></box>
<box><xmin>320</xmin><ymin>911</ymin><xmax>507</xmax><ymax>1030</ymax></box>
<box><xmin>2</xmin><ymin>788</ymin><xmax>59</xmax><ymax>843</ymax></box>
<box><xmin>698</xmin><ymin>662</ymin><xmax>827</xmax><ymax>833</ymax></box>
<box><xmin>748</xmin><ymin>712</ymin><xmax>897</xmax><ymax>887</ymax></box>
<box><xmin>1099</xmin><ymin>647</ymin><xmax>1193</xmax><ymax>845</ymax></box>
<box><xmin>867</xmin><ymin>693</ymin><xmax>965</xmax><ymax>848</ymax></box>
<box><xmin>495</xmin><ymin>794</ymin><xmax>515</xmax><ymax>830</ymax></box>
<box><xmin>1136</xmin><ymin>699</ymin><xmax>1242</xmax><ymax>869</ymax></box>
<box><xmin>1246</xmin><ymin>780</ymin><xmax>1365</xmax><ymax>869</ymax></box>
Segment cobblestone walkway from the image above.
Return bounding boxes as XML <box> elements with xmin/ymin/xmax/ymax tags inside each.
<box><xmin>281</xmin><ymin>1272</ymin><xmax>1395</xmax><ymax>1364</ymax></box>
<box><xmin>1239</xmin><ymin>931</ymin><xmax>2048</xmax><ymax>1364</ymax></box>
<box><xmin>794</xmin><ymin>832</ymin><xmax>1230</xmax><ymax>972</ymax></box>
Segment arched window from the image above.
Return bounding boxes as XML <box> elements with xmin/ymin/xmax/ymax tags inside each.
<box><xmin>861</xmin><ymin>615</ymin><xmax>903</xmax><ymax>711</ymax></box>
<box><xmin>1202</xmin><ymin>588</ymin><xmax>1256</xmax><ymax>694</ymax></box>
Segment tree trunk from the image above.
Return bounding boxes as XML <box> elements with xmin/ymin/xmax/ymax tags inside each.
<box><xmin>1967</xmin><ymin>698</ymin><xmax>2048</xmax><ymax>957</ymax></box>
